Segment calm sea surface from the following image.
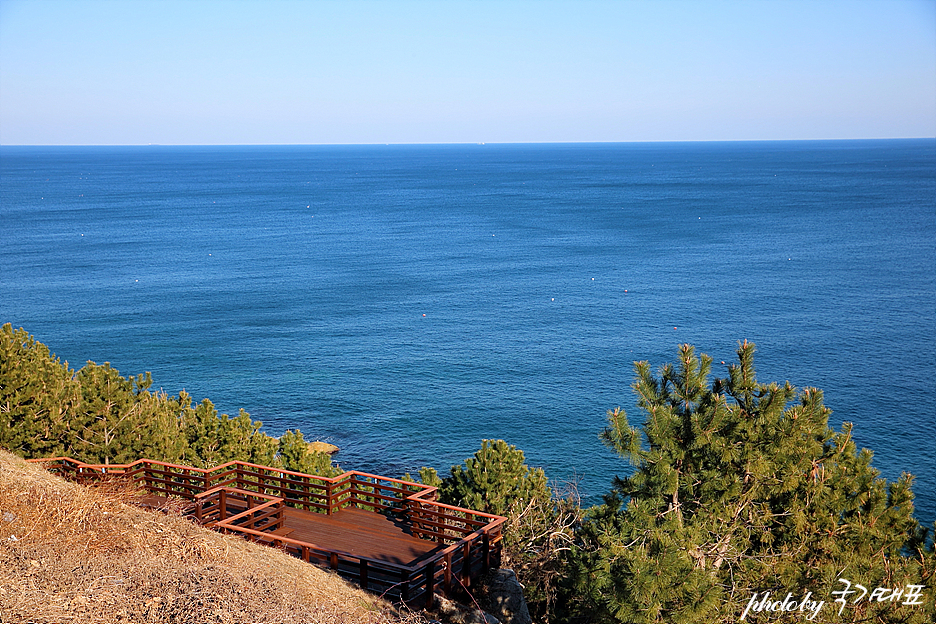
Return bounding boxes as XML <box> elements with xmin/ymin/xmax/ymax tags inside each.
<box><xmin>2</xmin><ymin>141</ymin><xmax>934</xmax><ymax>526</ymax></box>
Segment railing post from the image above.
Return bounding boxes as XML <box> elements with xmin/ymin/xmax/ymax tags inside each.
<box><xmin>220</xmin><ymin>489</ymin><xmax>227</xmax><ymax>521</ymax></box>
<box><xmin>482</xmin><ymin>531</ymin><xmax>490</xmax><ymax>573</ymax></box>
<box><xmin>462</xmin><ymin>541</ymin><xmax>472</xmax><ymax>588</ymax></box>
<box><xmin>444</xmin><ymin>552</ymin><xmax>452</xmax><ymax>593</ymax></box>
<box><xmin>142</xmin><ymin>463</ymin><xmax>151</xmax><ymax>494</ymax></box>
<box><xmin>425</xmin><ymin>561</ymin><xmax>435</xmax><ymax>610</ymax></box>
<box><xmin>401</xmin><ymin>570</ymin><xmax>411</xmax><ymax>603</ymax></box>
<box><xmin>436</xmin><ymin>506</ymin><xmax>445</xmax><ymax>542</ymax></box>
<box><xmin>360</xmin><ymin>560</ymin><xmax>368</xmax><ymax>590</ymax></box>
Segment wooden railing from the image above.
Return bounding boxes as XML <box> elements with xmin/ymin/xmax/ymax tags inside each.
<box><xmin>29</xmin><ymin>456</ymin><xmax>506</xmax><ymax>607</ymax></box>
<box><xmin>30</xmin><ymin>457</ymin><xmax>431</xmax><ymax>513</ymax></box>
<box><xmin>193</xmin><ymin>486</ymin><xmax>285</xmax><ymax>532</ymax></box>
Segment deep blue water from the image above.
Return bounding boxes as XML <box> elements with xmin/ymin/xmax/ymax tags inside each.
<box><xmin>1</xmin><ymin>141</ymin><xmax>934</xmax><ymax>526</ymax></box>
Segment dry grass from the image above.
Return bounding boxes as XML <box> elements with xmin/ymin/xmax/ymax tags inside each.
<box><xmin>0</xmin><ymin>450</ymin><xmax>427</xmax><ymax>624</ymax></box>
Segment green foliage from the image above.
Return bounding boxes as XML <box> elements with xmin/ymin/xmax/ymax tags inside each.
<box><xmin>0</xmin><ymin>325</ymin><xmax>338</xmax><ymax>477</ymax></box>
<box><xmin>401</xmin><ymin>466</ymin><xmax>444</xmax><ymax>489</ymax></box>
<box><xmin>0</xmin><ymin>324</ymin><xmax>80</xmax><ymax>458</ymax></box>
<box><xmin>420</xmin><ymin>440</ymin><xmax>580</xmax><ymax>623</ymax></box>
<box><xmin>127</xmin><ymin>387</ymin><xmax>188</xmax><ymax>463</ymax></box>
<box><xmin>566</xmin><ymin>342</ymin><xmax>934</xmax><ymax>624</ymax></box>
<box><xmin>441</xmin><ymin>439</ymin><xmax>551</xmax><ymax>520</ymax></box>
<box><xmin>217</xmin><ymin>408</ymin><xmax>279</xmax><ymax>467</ymax></box>
<box><xmin>72</xmin><ymin>362</ymin><xmax>152</xmax><ymax>463</ymax></box>
<box><xmin>277</xmin><ymin>429</ymin><xmax>341</xmax><ymax>477</ymax></box>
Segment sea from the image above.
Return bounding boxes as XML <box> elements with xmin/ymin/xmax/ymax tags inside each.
<box><xmin>1</xmin><ymin>140</ymin><xmax>934</xmax><ymax>527</ymax></box>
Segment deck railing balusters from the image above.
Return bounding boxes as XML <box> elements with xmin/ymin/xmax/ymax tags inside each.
<box><xmin>30</xmin><ymin>456</ymin><xmax>505</xmax><ymax>607</ymax></box>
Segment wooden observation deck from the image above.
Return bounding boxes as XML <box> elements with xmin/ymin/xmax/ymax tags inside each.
<box><xmin>30</xmin><ymin>457</ymin><xmax>506</xmax><ymax>608</ymax></box>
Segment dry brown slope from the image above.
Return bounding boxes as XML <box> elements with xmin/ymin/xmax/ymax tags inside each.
<box><xmin>0</xmin><ymin>450</ymin><xmax>424</xmax><ymax>624</ymax></box>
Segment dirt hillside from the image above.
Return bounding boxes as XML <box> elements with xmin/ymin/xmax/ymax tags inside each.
<box><xmin>0</xmin><ymin>450</ymin><xmax>424</xmax><ymax>624</ymax></box>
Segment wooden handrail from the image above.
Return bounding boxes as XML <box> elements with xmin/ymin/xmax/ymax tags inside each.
<box><xmin>31</xmin><ymin>456</ymin><xmax>506</xmax><ymax>607</ymax></box>
<box><xmin>28</xmin><ymin>457</ymin><xmax>438</xmax><ymax>504</ymax></box>
<box><xmin>28</xmin><ymin>456</ymin><xmax>504</xmax><ymax>523</ymax></box>
<box><xmin>405</xmin><ymin>496</ymin><xmax>505</xmax><ymax>521</ymax></box>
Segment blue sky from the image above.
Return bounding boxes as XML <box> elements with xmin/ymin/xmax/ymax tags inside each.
<box><xmin>1</xmin><ymin>0</ymin><xmax>934</xmax><ymax>145</ymax></box>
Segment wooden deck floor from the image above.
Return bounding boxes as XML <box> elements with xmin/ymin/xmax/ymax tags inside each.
<box><xmin>281</xmin><ymin>507</ymin><xmax>446</xmax><ymax>566</ymax></box>
<box><xmin>138</xmin><ymin>494</ymin><xmax>446</xmax><ymax>567</ymax></box>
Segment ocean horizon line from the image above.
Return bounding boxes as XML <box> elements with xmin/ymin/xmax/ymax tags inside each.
<box><xmin>2</xmin><ymin>137</ymin><xmax>935</xmax><ymax>149</ymax></box>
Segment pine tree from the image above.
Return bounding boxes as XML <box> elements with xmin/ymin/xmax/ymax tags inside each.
<box><xmin>126</xmin><ymin>388</ymin><xmax>187</xmax><ymax>463</ymax></box>
<box><xmin>2</xmin><ymin>326</ymin><xmax>341</xmax><ymax>475</ymax></box>
<box><xmin>436</xmin><ymin>440</ymin><xmax>580</xmax><ymax>622</ymax></box>
<box><xmin>402</xmin><ymin>466</ymin><xmax>444</xmax><ymax>489</ymax></box>
<box><xmin>72</xmin><ymin>362</ymin><xmax>152</xmax><ymax>464</ymax></box>
<box><xmin>442</xmin><ymin>439</ymin><xmax>551</xmax><ymax>520</ymax></box>
<box><xmin>0</xmin><ymin>324</ymin><xmax>80</xmax><ymax>458</ymax></box>
<box><xmin>217</xmin><ymin>408</ymin><xmax>278</xmax><ymax>466</ymax></box>
<box><xmin>179</xmin><ymin>398</ymin><xmax>277</xmax><ymax>467</ymax></box>
<box><xmin>277</xmin><ymin>429</ymin><xmax>341</xmax><ymax>477</ymax></box>
<box><xmin>567</xmin><ymin>342</ymin><xmax>934</xmax><ymax>624</ymax></box>
<box><xmin>179</xmin><ymin>395</ymin><xmax>224</xmax><ymax>466</ymax></box>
